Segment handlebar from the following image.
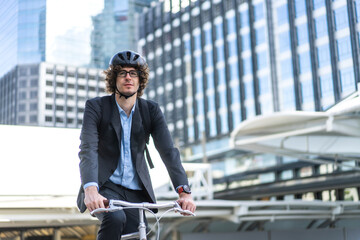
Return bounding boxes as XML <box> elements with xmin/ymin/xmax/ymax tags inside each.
<box><xmin>90</xmin><ymin>199</ymin><xmax>196</xmax><ymax>217</ymax></box>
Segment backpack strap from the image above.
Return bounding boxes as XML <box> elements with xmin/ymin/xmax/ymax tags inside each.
<box><xmin>138</xmin><ymin>98</ymin><xmax>155</xmax><ymax>169</ymax></box>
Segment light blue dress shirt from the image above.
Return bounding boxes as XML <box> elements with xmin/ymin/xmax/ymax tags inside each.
<box><xmin>84</xmin><ymin>100</ymin><xmax>142</xmax><ymax>190</ymax></box>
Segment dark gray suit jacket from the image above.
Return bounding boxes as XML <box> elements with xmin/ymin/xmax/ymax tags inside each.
<box><xmin>77</xmin><ymin>94</ymin><xmax>188</xmax><ymax>213</ymax></box>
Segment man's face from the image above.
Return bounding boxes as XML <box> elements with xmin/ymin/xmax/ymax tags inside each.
<box><xmin>116</xmin><ymin>67</ymin><xmax>140</xmax><ymax>96</ymax></box>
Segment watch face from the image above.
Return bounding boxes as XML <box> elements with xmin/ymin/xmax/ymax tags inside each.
<box><xmin>183</xmin><ymin>185</ymin><xmax>191</xmax><ymax>193</ymax></box>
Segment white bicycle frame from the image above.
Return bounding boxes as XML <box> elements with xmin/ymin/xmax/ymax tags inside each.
<box><xmin>91</xmin><ymin>199</ymin><xmax>195</xmax><ymax>240</ymax></box>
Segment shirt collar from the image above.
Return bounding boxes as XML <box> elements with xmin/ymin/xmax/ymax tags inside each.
<box><xmin>115</xmin><ymin>99</ymin><xmax>136</xmax><ymax>115</ymax></box>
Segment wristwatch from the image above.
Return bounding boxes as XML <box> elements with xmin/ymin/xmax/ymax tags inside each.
<box><xmin>177</xmin><ymin>185</ymin><xmax>191</xmax><ymax>194</ymax></box>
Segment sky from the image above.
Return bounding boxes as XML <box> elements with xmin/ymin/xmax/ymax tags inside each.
<box><xmin>46</xmin><ymin>0</ymin><xmax>104</xmax><ymax>65</ymax></box>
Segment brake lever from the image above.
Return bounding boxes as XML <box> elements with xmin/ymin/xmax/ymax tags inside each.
<box><xmin>90</xmin><ymin>206</ymin><xmax>123</xmax><ymax>217</ymax></box>
<box><xmin>173</xmin><ymin>201</ymin><xmax>196</xmax><ymax>216</ymax></box>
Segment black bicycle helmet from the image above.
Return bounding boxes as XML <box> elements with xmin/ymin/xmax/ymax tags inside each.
<box><xmin>109</xmin><ymin>50</ymin><xmax>147</xmax><ymax>67</ymax></box>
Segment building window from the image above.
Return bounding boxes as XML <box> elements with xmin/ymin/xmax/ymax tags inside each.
<box><xmin>256</xmin><ymin>26</ymin><xmax>266</xmax><ymax>45</ymax></box>
<box><xmin>244</xmin><ymin>80</ymin><xmax>254</xmax><ymax>100</ymax></box>
<box><xmin>301</xmin><ymin>80</ymin><xmax>315</xmax><ymax>104</ymax></box>
<box><xmin>30</xmin><ymin>103</ymin><xmax>37</xmax><ymax>111</ymax></box>
<box><xmin>298</xmin><ymin>51</ymin><xmax>312</xmax><ymax>74</ymax></box>
<box><xmin>20</xmin><ymin>80</ymin><xmax>27</xmax><ymax>87</ymax></box>
<box><xmin>317</xmin><ymin>44</ymin><xmax>331</xmax><ymax>68</ymax></box>
<box><xmin>19</xmin><ymin>91</ymin><xmax>27</xmax><ymax>100</ymax></box>
<box><xmin>30</xmin><ymin>67</ymin><xmax>38</xmax><ymax>75</ymax></box>
<box><xmin>334</xmin><ymin>6</ymin><xmax>349</xmax><ymax>31</ymax></box>
<box><xmin>45</xmin><ymin>116</ymin><xmax>53</xmax><ymax>122</ymax></box>
<box><xmin>297</xmin><ymin>24</ymin><xmax>309</xmax><ymax>46</ymax></box>
<box><xmin>217</xmin><ymin>45</ymin><xmax>224</xmax><ymax>62</ymax></box>
<box><xmin>231</xmin><ymin>83</ymin><xmax>240</xmax><ymax>105</ymax></box>
<box><xmin>281</xmin><ymin>86</ymin><xmax>296</xmax><ymax>110</ymax></box>
<box><xmin>242</xmin><ymin>34</ymin><xmax>251</xmax><ymax>51</ymax></box>
<box><xmin>184</xmin><ymin>39</ymin><xmax>191</xmax><ymax>56</ymax></box>
<box><xmin>56</xmin><ymin>105</ymin><xmax>64</xmax><ymax>111</ymax></box>
<box><xmin>277</xmin><ymin>4</ymin><xmax>289</xmax><ymax>25</ymax></box>
<box><xmin>240</xmin><ymin>10</ymin><xmax>249</xmax><ymax>27</ymax></box>
<box><xmin>313</xmin><ymin>0</ymin><xmax>325</xmax><ymax>10</ymax></box>
<box><xmin>228</xmin><ymin>40</ymin><xmax>237</xmax><ymax>57</ymax></box>
<box><xmin>215</xmin><ymin>22</ymin><xmax>223</xmax><ymax>40</ymax></box>
<box><xmin>205</xmin><ymin>28</ymin><xmax>212</xmax><ymax>46</ymax></box>
<box><xmin>340</xmin><ymin>67</ymin><xmax>355</xmax><ymax>94</ymax></box>
<box><xmin>30</xmin><ymin>90</ymin><xmax>37</xmax><ymax>98</ymax></box>
<box><xmin>18</xmin><ymin>116</ymin><xmax>26</xmax><ymax>123</ymax></box>
<box><xmin>278</xmin><ymin>31</ymin><xmax>291</xmax><ymax>52</ymax></box>
<box><xmin>320</xmin><ymin>74</ymin><xmax>334</xmax><ymax>98</ymax></box>
<box><xmin>46</xmin><ymin>80</ymin><xmax>53</xmax><ymax>86</ymax></box>
<box><xmin>254</xmin><ymin>2</ymin><xmax>264</xmax><ymax>21</ymax></box>
<box><xmin>280</xmin><ymin>170</ymin><xmax>293</xmax><ymax>180</ymax></box>
<box><xmin>337</xmin><ymin>37</ymin><xmax>352</xmax><ymax>61</ymax></box>
<box><xmin>46</xmin><ymin>92</ymin><xmax>53</xmax><ymax>98</ymax></box>
<box><xmin>257</xmin><ymin>51</ymin><xmax>268</xmax><ymax>70</ymax></box>
<box><xmin>194</xmin><ymin>34</ymin><xmax>201</xmax><ymax>51</ymax></box>
<box><xmin>227</xmin><ymin>16</ymin><xmax>236</xmax><ymax>35</ymax></box>
<box><xmin>209</xmin><ymin>115</ymin><xmax>217</xmax><ymax>137</ymax></box>
<box><xmin>56</xmin><ymin>117</ymin><xmax>64</xmax><ymax>123</ymax></box>
<box><xmin>30</xmin><ymin>79</ymin><xmax>38</xmax><ymax>87</ymax></box>
<box><xmin>280</xmin><ymin>59</ymin><xmax>293</xmax><ymax>79</ymax></box>
<box><xmin>294</xmin><ymin>0</ymin><xmax>306</xmax><ymax>17</ymax></box>
<box><xmin>195</xmin><ymin>55</ymin><xmax>202</xmax><ymax>72</ymax></box>
<box><xmin>30</xmin><ymin>115</ymin><xmax>37</xmax><ymax>123</ymax></box>
<box><xmin>56</xmin><ymin>82</ymin><xmax>64</xmax><ymax>88</ymax></box>
<box><xmin>45</xmin><ymin>104</ymin><xmax>52</xmax><ymax>110</ymax></box>
<box><xmin>315</xmin><ymin>16</ymin><xmax>328</xmax><ymax>38</ymax></box>
<box><xmin>230</xmin><ymin>62</ymin><xmax>239</xmax><ymax>80</ymax></box>
<box><xmin>243</xmin><ymin>57</ymin><xmax>253</xmax><ymax>76</ymax></box>
<box><xmin>356</xmin><ymin>0</ymin><xmax>360</xmax><ymax>22</ymax></box>
<box><xmin>19</xmin><ymin>104</ymin><xmax>26</xmax><ymax>112</ymax></box>
<box><xmin>258</xmin><ymin>75</ymin><xmax>270</xmax><ymax>95</ymax></box>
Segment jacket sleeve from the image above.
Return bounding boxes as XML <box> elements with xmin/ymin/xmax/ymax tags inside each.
<box><xmin>148</xmin><ymin>101</ymin><xmax>189</xmax><ymax>189</ymax></box>
<box><xmin>78</xmin><ymin>98</ymin><xmax>102</xmax><ymax>187</ymax></box>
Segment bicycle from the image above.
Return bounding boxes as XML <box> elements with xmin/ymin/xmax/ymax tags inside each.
<box><xmin>91</xmin><ymin>199</ymin><xmax>196</xmax><ymax>240</ymax></box>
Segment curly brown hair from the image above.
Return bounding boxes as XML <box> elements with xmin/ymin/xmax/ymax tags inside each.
<box><xmin>103</xmin><ymin>64</ymin><xmax>149</xmax><ymax>97</ymax></box>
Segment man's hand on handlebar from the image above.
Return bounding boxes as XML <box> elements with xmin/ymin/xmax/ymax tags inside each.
<box><xmin>177</xmin><ymin>193</ymin><xmax>196</xmax><ymax>216</ymax></box>
<box><xmin>84</xmin><ymin>186</ymin><xmax>108</xmax><ymax>213</ymax></box>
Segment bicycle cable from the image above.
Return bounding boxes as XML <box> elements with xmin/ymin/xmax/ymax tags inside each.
<box><xmin>121</xmin><ymin>206</ymin><xmax>181</xmax><ymax>240</ymax></box>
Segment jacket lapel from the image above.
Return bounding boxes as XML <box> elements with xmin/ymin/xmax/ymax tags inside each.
<box><xmin>130</xmin><ymin>101</ymin><xmax>143</xmax><ymax>166</ymax></box>
<box><xmin>110</xmin><ymin>94</ymin><xmax>121</xmax><ymax>147</ymax></box>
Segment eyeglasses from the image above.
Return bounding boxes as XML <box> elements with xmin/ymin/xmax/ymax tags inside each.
<box><xmin>117</xmin><ymin>70</ymin><xmax>139</xmax><ymax>78</ymax></box>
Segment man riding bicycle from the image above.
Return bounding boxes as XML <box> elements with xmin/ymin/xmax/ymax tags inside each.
<box><xmin>77</xmin><ymin>50</ymin><xmax>196</xmax><ymax>239</ymax></box>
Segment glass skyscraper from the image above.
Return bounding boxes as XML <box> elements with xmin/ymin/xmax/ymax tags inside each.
<box><xmin>90</xmin><ymin>0</ymin><xmax>155</xmax><ymax>69</ymax></box>
<box><xmin>0</xmin><ymin>0</ymin><xmax>104</xmax><ymax>77</ymax></box>
<box><xmin>138</xmin><ymin>0</ymin><xmax>360</xmax><ymax>201</ymax></box>
<box><xmin>0</xmin><ymin>0</ymin><xmax>46</xmax><ymax>76</ymax></box>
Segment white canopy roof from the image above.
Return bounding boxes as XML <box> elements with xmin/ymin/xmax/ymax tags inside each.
<box><xmin>230</xmin><ymin>91</ymin><xmax>360</xmax><ymax>167</ymax></box>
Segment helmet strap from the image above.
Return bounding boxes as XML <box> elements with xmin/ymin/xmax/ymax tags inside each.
<box><xmin>115</xmin><ymin>87</ymin><xmax>137</xmax><ymax>99</ymax></box>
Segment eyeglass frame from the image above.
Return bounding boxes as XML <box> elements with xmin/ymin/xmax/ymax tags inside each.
<box><xmin>117</xmin><ymin>70</ymin><xmax>139</xmax><ymax>78</ymax></box>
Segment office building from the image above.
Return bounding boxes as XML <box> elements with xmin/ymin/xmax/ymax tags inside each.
<box><xmin>90</xmin><ymin>0</ymin><xmax>155</xmax><ymax>68</ymax></box>
<box><xmin>138</xmin><ymin>0</ymin><xmax>360</xmax><ymax>201</ymax></box>
<box><xmin>0</xmin><ymin>63</ymin><xmax>106</xmax><ymax>127</ymax></box>
<box><xmin>0</xmin><ymin>0</ymin><xmax>104</xmax><ymax>77</ymax></box>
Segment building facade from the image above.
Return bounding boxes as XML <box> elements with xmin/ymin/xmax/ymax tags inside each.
<box><xmin>0</xmin><ymin>63</ymin><xmax>106</xmax><ymax>127</ymax></box>
<box><xmin>138</xmin><ymin>0</ymin><xmax>360</xmax><ymax>201</ymax></box>
<box><xmin>90</xmin><ymin>0</ymin><xmax>155</xmax><ymax>69</ymax></box>
<box><xmin>0</xmin><ymin>0</ymin><xmax>104</xmax><ymax>77</ymax></box>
